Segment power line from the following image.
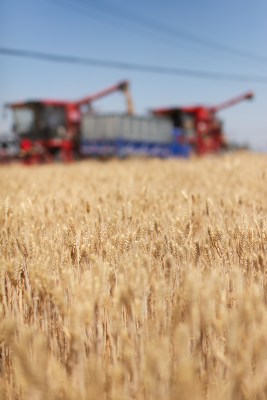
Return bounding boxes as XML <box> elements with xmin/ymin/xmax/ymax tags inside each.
<box><xmin>49</xmin><ymin>0</ymin><xmax>267</xmax><ymax>64</ymax></box>
<box><xmin>47</xmin><ymin>0</ymin><xmax>180</xmax><ymax>49</ymax></box>
<box><xmin>45</xmin><ymin>0</ymin><xmax>209</xmax><ymax>59</ymax></box>
<box><xmin>48</xmin><ymin>0</ymin><xmax>226</xmax><ymax>61</ymax></box>
<box><xmin>1</xmin><ymin>47</ymin><xmax>267</xmax><ymax>83</ymax></box>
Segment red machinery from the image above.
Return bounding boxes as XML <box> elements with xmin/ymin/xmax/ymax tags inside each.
<box><xmin>152</xmin><ymin>91</ymin><xmax>254</xmax><ymax>155</ymax></box>
<box><xmin>8</xmin><ymin>80</ymin><xmax>134</xmax><ymax>163</ymax></box>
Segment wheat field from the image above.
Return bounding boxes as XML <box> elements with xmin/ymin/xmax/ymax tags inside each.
<box><xmin>0</xmin><ymin>152</ymin><xmax>267</xmax><ymax>400</ymax></box>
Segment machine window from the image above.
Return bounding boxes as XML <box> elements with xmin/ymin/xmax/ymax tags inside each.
<box><xmin>13</xmin><ymin>108</ymin><xmax>35</xmax><ymax>134</ymax></box>
<box><xmin>40</xmin><ymin>106</ymin><xmax>66</xmax><ymax>137</ymax></box>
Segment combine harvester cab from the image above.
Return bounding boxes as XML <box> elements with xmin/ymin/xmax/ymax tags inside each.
<box><xmin>152</xmin><ymin>91</ymin><xmax>254</xmax><ymax>155</ymax></box>
<box><xmin>7</xmin><ymin>81</ymin><xmax>135</xmax><ymax>164</ymax></box>
<box><xmin>8</xmin><ymin>99</ymin><xmax>79</xmax><ymax>164</ymax></box>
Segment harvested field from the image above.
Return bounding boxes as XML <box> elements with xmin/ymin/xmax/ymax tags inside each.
<box><xmin>0</xmin><ymin>152</ymin><xmax>267</xmax><ymax>400</ymax></box>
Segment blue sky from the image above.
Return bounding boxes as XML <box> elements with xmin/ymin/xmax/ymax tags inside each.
<box><xmin>1</xmin><ymin>0</ymin><xmax>267</xmax><ymax>149</ymax></box>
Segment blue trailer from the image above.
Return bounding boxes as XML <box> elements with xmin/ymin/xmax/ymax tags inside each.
<box><xmin>80</xmin><ymin>114</ymin><xmax>190</xmax><ymax>158</ymax></box>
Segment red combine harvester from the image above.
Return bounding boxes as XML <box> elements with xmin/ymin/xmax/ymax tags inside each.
<box><xmin>8</xmin><ymin>81</ymin><xmax>134</xmax><ymax>164</ymax></box>
<box><xmin>152</xmin><ymin>91</ymin><xmax>254</xmax><ymax>155</ymax></box>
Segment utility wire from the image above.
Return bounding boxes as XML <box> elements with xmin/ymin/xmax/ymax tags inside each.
<box><xmin>53</xmin><ymin>0</ymin><xmax>267</xmax><ymax>64</ymax></box>
<box><xmin>47</xmin><ymin>0</ymin><xmax>184</xmax><ymax>51</ymax></box>
<box><xmin>1</xmin><ymin>47</ymin><xmax>267</xmax><ymax>83</ymax></box>
<box><xmin>48</xmin><ymin>0</ymin><xmax>227</xmax><ymax>60</ymax></box>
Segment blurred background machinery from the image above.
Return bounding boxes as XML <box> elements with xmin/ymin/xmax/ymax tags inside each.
<box><xmin>152</xmin><ymin>91</ymin><xmax>253</xmax><ymax>155</ymax></box>
<box><xmin>3</xmin><ymin>81</ymin><xmax>253</xmax><ymax>163</ymax></box>
<box><xmin>7</xmin><ymin>80</ymin><xmax>134</xmax><ymax>163</ymax></box>
<box><xmin>0</xmin><ymin>131</ymin><xmax>19</xmax><ymax>162</ymax></box>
